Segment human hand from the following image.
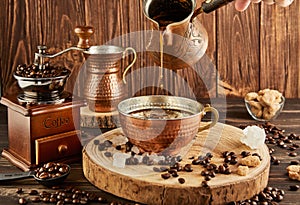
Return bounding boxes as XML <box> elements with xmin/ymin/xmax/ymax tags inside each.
<box><xmin>235</xmin><ymin>0</ymin><xmax>294</xmax><ymax>11</ymax></box>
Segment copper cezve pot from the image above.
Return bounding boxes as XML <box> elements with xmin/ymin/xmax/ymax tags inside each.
<box><xmin>143</xmin><ymin>0</ymin><xmax>233</xmax><ymax>69</ymax></box>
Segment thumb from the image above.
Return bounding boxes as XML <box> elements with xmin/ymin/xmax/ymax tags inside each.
<box><xmin>235</xmin><ymin>0</ymin><xmax>252</xmax><ymax>11</ymax></box>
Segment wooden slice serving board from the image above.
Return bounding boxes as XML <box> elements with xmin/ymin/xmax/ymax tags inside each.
<box><xmin>82</xmin><ymin>123</ymin><xmax>270</xmax><ymax>205</ymax></box>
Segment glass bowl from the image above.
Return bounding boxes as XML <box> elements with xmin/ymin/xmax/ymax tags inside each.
<box><xmin>244</xmin><ymin>96</ymin><xmax>285</xmax><ymax>122</ymax></box>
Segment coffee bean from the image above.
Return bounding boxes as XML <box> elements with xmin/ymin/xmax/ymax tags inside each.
<box><xmin>274</xmin><ymin>194</ymin><xmax>283</xmax><ymax>202</ymax></box>
<box><xmin>31</xmin><ymin>196</ymin><xmax>41</xmax><ymax>202</ymax></box>
<box><xmin>273</xmin><ymin>159</ymin><xmax>280</xmax><ymax>165</ymax></box>
<box><xmin>184</xmin><ymin>164</ymin><xmax>193</xmax><ymax>172</ymax></box>
<box><xmin>290</xmin><ymin>160</ymin><xmax>300</xmax><ymax>165</ymax></box>
<box><xmin>218</xmin><ymin>165</ymin><xmax>226</xmax><ymax>174</ymax></box>
<box><xmin>72</xmin><ymin>199</ymin><xmax>80</xmax><ymax>204</ymax></box>
<box><xmin>98</xmin><ymin>143</ymin><xmax>106</xmax><ymax>151</ymax></box>
<box><xmin>16</xmin><ymin>188</ymin><xmax>23</xmax><ymax>194</ymax></box>
<box><xmin>290</xmin><ymin>185</ymin><xmax>299</xmax><ymax>191</ymax></box>
<box><xmin>153</xmin><ymin>167</ymin><xmax>161</xmax><ymax>172</ymax></box>
<box><xmin>222</xmin><ymin>151</ymin><xmax>230</xmax><ymax>158</ymax></box>
<box><xmin>49</xmin><ymin>197</ymin><xmax>57</xmax><ymax>203</ymax></box>
<box><xmin>18</xmin><ymin>198</ymin><xmax>27</xmax><ymax>204</ymax></box>
<box><xmin>29</xmin><ymin>190</ymin><xmax>39</xmax><ymax>195</ymax></box>
<box><xmin>208</xmin><ymin>171</ymin><xmax>216</xmax><ymax>178</ymax></box>
<box><xmin>64</xmin><ymin>198</ymin><xmax>72</xmax><ymax>203</ymax></box>
<box><xmin>42</xmin><ymin>197</ymin><xmax>50</xmax><ymax>202</ymax></box>
<box><xmin>104</xmin><ymin>151</ymin><xmax>112</xmax><ymax>157</ymax></box>
<box><xmin>224</xmin><ymin>168</ymin><xmax>232</xmax><ymax>175</ymax></box>
<box><xmin>241</xmin><ymin>151</ymin><xmax>251</xmax><ymax>157</ymax></box>
<box><xmin>178</xmin><ymin>178</ymin><xmax>185</xmax><ymax>184</ymax></box>
<box><xmin>201</xmin><ymin>180</ymin><xmax>208</xmax><ymax>187</ymax></box>
<box><xmin>206</xmin><ymin>152</ymin><xmax>213</xmax><ymax>158</ymax></box>
<box><xmin>205</xmin><ymin>175</ymin><xmax>211</xmax><ymax>181</ymax></box>
<box><xmin>289</xmin><ymin>146</ymin><xmax>297</xmax><ymax>151</ymax></box>
<box><xmin>192</xmin><ymin>159</ymin><xmax>201</xmax><ymax>165</ymax></box>
<box><xmin>57</xmin><ymin>200</ymin><xmax>65</xmax><ymax>205</ymax></box>
<box><xmin>172</xmin><ymin>172</ymin><xmax>179</xmax><ymax>177</ymax></box>
<box><xmin>161</xmin><ymin>173</ymin><xmax>171</xmax><ymax>179</ymax></box>
<box><xmin>97</xmin><ymin>196</ymin><xmax>107</xmax><ymax>203</ymax></box>
<box><xmin>289</xmin><ymin>152</ymin><xmax>297</xmax><ymax>157</ymax></box>
<box><xmin>93</xmin><ymin>139</ymin><xmax>99</xmax><ymax>145</ymax></box>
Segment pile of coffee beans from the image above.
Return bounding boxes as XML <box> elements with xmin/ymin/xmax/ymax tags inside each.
<box><xmin>15</xmin><ymin>63</ymin><xmax>69</xmax><ymax>78</ymax></box>
<box><xmin>228</xmin><ymin>186</ymin><xmax>285</xmax><ymax>205</ymax></box>
<box><xmin>35</xmin><ymin>162</ymin><xmax>69</xmax><ymax>180</ymax></box>
<box><xmin>16</xmin><ymin>186</ymin><xmax>141</xmax><ymax>205</ymax></box>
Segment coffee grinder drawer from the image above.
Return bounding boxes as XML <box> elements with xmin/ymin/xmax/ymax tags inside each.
<box><xmin>35</xmin><ymin>130</ymin><xmax>82</xmax><ymax>164</ymax></box>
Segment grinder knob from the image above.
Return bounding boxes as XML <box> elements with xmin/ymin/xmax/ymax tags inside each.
<box><xmin>74</xmin><ymin>26</ymin><xmax>94</xmax><ymax>49</ymax></box>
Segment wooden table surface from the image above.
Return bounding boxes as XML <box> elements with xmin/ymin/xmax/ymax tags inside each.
<box><xmin>0</xmin><ymin>98</ymin><xmax>300</xmax><ymax>205</ymax></box>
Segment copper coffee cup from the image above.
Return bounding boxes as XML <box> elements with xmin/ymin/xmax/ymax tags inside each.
<box><xmin>118</xmin><ymin>95</ymin><xmax>219</xmax><ymax>155</ymax></box>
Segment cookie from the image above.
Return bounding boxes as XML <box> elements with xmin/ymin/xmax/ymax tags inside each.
<box><xmin>240</xmin><ymin>156</ymin><xmax>261</xmax><ymax>167</ymax></box>
<box><xmin>286</xmin><ymin>165</ymin><xmax>300</xmax><ymax>181</ymax></box>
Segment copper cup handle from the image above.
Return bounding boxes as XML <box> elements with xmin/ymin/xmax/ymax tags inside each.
<box><xmin>198</xmin><ymin>106</ymin><xmax>219</xmax><ymax>132</ymax></box>
<box><xmin>122</xmin><ymin>47</ymin><xmax>137</xmax><ymax>84</ymax></box>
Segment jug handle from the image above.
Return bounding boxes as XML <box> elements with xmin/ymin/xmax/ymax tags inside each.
<box><xmin>122</xmin><ymin>47</ymin><xmax>137</xmax><ymax>84</ymax></box>
<box><xmin>198</xmin><ymin>105</ymin><xmax>219</xmax><ymax>132</ymax></box>
<box><xmin>191</xmin><ymin>0</ymin><xmax>234</xmax><ymax>21</ymax></box>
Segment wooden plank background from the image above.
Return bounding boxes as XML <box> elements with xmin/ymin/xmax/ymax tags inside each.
<box><xmin>0</xmin><ymin>0</ymin><xmax>299</xmax><ymax>100</ymax></box>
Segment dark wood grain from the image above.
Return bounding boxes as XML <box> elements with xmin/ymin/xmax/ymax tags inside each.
<box><xmin>260</xmin><ymin>1</ymin><xmax>300</xmax><ymax>98</ymax></box>
<box><xmin>0</xmin><ymin>0</ymin><xmax>299</xmax><ymax>100</ymax></box>
<box><xmin>217</xmin><ymin>3</ymin><xmax>260</xmax><ymax>97</ymax></box>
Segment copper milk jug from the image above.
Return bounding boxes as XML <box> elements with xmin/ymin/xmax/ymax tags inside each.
<box><xmin>143</xmin><ymin>0</ymin><xmax>208</xmax><ymax>70</ymax></box>
<box><xmin>83</xmin><ymin>45</ymin><xmax>136</xmax><ymax>112</ymax></box>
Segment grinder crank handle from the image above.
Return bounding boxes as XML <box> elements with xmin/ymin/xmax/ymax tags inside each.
<box><xmin>191</xmin><ymin>0</ymin><xmax>235</xmax><ymax>20</ymax></box>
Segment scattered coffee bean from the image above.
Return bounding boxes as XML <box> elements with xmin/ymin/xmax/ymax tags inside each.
<box><xmin>104</xmin><ymin>151</ymin><xmax>112</xmax><ymax>157</ymax></box>
<box><xmin>288</xmin><ymin>152</ymin><xmax>297</xmax><ymax>157</ymax></box>
<box><xmin>49</xmin><ymin>197</ymin><xmax>57</xmax><ymax>203</ymax></box>
<box><xmin>56</xmin><ymin>200</ymin><xmax>65</xmax><ymax>205</ymax></box>
<box><xmin>18</xmin><ymin>197</ymin><xmax>27</xmax><ymax>204</ymax></box>
<box><xmin>224</xmin><ymin>168</ymin><xmax>232</xmax><ymax>175</ymax></box>
<box><xmin>273</xmin><ymin>159</ymin><xmax>280</xmax><ymax>165</ymax></box>
<box><xmin>178</xmin><ymin>178</ymin><xmax>185</xmax><ymax>184</ymax></box>
<box><xmin>241</xmin><ymin>151</ymin><xmax>251</xmax><ymax>157</ymax></box>
<box><xmin>30</xmin><ymin>196</ymin><xmax>41</xmax><ymax>202</ymax></box>
<box><xmin>16</xmin><ymin>188</ymin><xmax>23</xmax><ymax>194</ymax></box>
<box><xmin>290</xmin><ymin>160</ymin><xmax>300</xmax><ymax>165</ymax></box>
<box><xmin>97</xmin><ymin>196</ymin><xmax>107</xmax><ymax>203</ymax></box>
<box><xmin>205</xmin><ymin>175</ymin><xmax>211</xmax><ymax>181</ymax></box>
<box><xmin>161</xmin><ymin>173</ymin><xmax>171</xmax><ymax>179</ymax></box>
<box><xmin>93</xmin><ymin>139</ymin><xmax>99</xmax><ymax>145</ymax></box>
<box><xmin>29</xmin><ymin>190</ymin><xmax>39</xmax><ymax>195</ymax></box>
<box><xmin>289</xmin><ymin>185</ymin><xmax>299</xmax><ymax>191</ymax></box>
<box><xmin>153</xmin><ymin>167</ymin><xmax>161</xmax><ymax>172</ymax></box>
<box><xmin>184</xmin><ymin>164</ymin><xmax>193</xmax><ymax>172</ymax></box>
<box><xmin>201</xmin><ymin>180</ymin><xmax>209</xmax><ymax>187</ymax></box>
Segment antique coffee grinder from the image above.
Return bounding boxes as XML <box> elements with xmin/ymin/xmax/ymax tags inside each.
<box><xmin>0</xmin><ymin>26</ymin><xmax>96</xmax><ymax>171</ymax></box>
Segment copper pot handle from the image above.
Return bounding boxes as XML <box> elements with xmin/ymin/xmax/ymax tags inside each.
<box><xmin>122</xmin><ymin>47</ymin><xmax>137</xmax><ymax>84</ymax></box>
<box><xmin>198</xmin><ymin>106</ymin><xmax>219</xmax><ymax>132</ymax></box>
